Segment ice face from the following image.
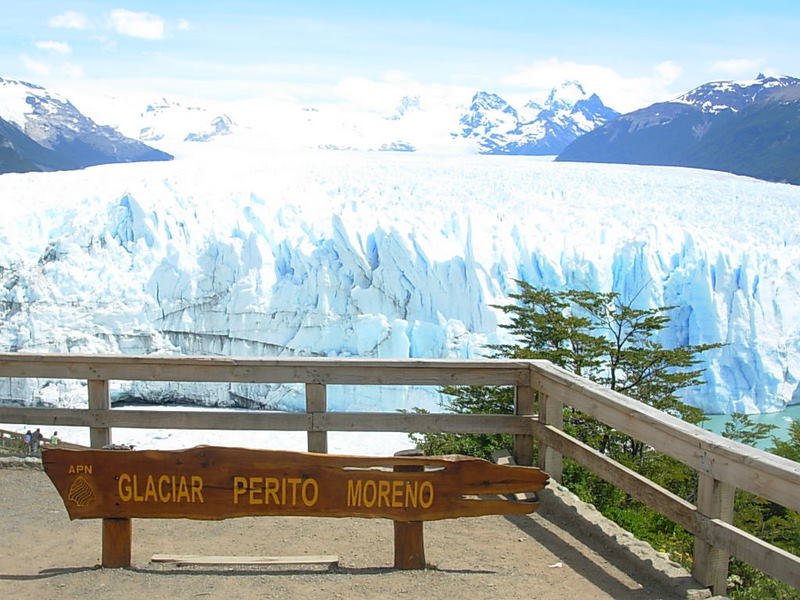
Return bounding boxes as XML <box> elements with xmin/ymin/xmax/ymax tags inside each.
<box><xmin>0</xmin><ymin>151</ymin><xmax>798</xmax><ymax>415</ymax></box>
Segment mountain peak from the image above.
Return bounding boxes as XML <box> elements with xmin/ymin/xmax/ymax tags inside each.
<box><xmin>470</xmin><ymin>91</ymin><xmax>513</xmax><ymax>112</ymax></box>
<box><xmin>545</xmin><ymin>81</ymin><xmax>588</xmax><ymax>110</ymax></box>
<box><xmin>0</xmin><ymin>74</ymin><xmax>172</xmax><ymax>174</ymax></box>
<box><xmin>458</xmin><ymin>85</ymin><xmax>618</xmax><ymax>155</ymax></box>
<box><xmin>675</xmin><ymin>74</ymin><xmax>800</xmax><ymax>113</ymax></box>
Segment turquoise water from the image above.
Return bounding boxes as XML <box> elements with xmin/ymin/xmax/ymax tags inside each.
<box><xmin>701</xmin><ymin>405</ymin><xmax>800</xmax><ymax>449</ymax></box>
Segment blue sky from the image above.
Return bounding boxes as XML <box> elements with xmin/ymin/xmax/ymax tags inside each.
<box><xmin>3</xmin><ymin>1</ymin><xmax>800</xmax><ymax>111</ymax></box>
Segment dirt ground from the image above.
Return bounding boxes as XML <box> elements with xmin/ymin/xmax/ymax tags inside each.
<box><xmin>0</xmin><ymin>464</ymin><xmax>710</xmax><ymax>600</ymax></box>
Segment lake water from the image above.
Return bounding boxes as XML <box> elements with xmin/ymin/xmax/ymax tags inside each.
<box><xmin>701</xmin><ymin>404</ymin><xmax>800</xmax><ymax>449</ymax></box>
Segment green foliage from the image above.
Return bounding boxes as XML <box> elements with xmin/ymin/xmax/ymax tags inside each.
<box><xmin>489</xmin><ymin>282</ymin><xmax>715</xmax><ymax>425</ymax></box>
<box><xmin>410</xmin><ymin>284</ymin><xmax>736</xmax><ymax>588</ymax></box>
<box><xmin>409</xmin><ymin>386</ymin><xmax>514</xmax><ymax>461</ymax></box>
<box><xmin>723</xmin><ymin>413</ymin><xmax>777</xmax><ymax>446</ymax></box>
<box><xmin>771</xmin><ymin>419</ymin><xmax>800</xmax><ymax>464</ymax></box>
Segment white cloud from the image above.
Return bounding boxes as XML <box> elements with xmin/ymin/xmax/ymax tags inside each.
<box><xmin>109</xmin><ymin>9</ymin><xmax>165</xmax><ymax>40</ymax></box>
<box><xmin>61</xmin><ymin>63</ymin><xmax>85</xmax><ymax>78</ymax></box>
<box><xmin>49</xmin><ymin>11</ymin><xmax>90</xmax><ymax>30</ymax></box>
<box><xmin>177</xmin><ymin>19</ymin><xmax>191</xmax><ymax>31</ymax></box>
<box><xmin>35</xmin><ymin>41</ymin><xmax>72</xmax><ymax>54</ymax></box>
<box><xmin>711</xmin><ymin>58</ymin><xmax>765</xmax><ymax>78</ymax></box>
<box><xmin>654</xmin><ymin>61</ymin><xmax>682</xmax><ymax>83</ymax></box>
<box><xmin>20</xmin><ymin>55</ymin><xmax>51</xmax><ymax>76</ymax></box>
<box><xmin>502</xmin><ymin>58</ymin><xmax>684</xmax><ymax>113</ymax></box>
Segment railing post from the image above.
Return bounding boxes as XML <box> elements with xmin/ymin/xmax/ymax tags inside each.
<box><xmin>88</xmin><ymin>379</ymin><xmax>111</xmax><ymax>448</ymax></box>
<box><xmin>693</xmin><ymin>474</ymin><xmax>735</xmax><ymax>595</ymax></box>
<box><xmin>538</xmin><ymin>392</ymin><xmax>563</xmax><ymax>483</ymax></box>
<box><xmin>88</xmin><ymin>379</ymin><xmax>132</xmax><ymax>568</ymax></box>
<box><xmin>306</xmin><ymin>383</ymin><xmax>327</xmax><ymax>454</ymax></box>
<box><xmin>513</xmin><ymin>384</ymin><xmax>534</xmax><ymax>466</ymax></box>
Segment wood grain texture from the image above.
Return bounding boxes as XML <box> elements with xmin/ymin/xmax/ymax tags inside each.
<box><xmin>0</xmin><ymin>407</ymin><xmax>532</xmax><ymax>434</ymax></box>
<box><xmin>150</xmin><ymin>554</ymin><xmax>339</xmax><ymax>567</ymax></box>
<box><xmin>530</xmin><ymin>360</ymin><xmax>800</xmax><ymax>512</ymax></box>
<box><xmin>0</xmin><ymin>353</ymin><xmax>530</xmax><ymax>385</ymax></box>
<box><xmin>42</xmin><ymin>447</ymin><xmax>548</xmax><ymax>522</ymax></box>
<box><xmin>88</xmin><ymin>379</ymin><xmax>111</xmax><ymax>449</ymax></box>
<box><xmin>102</xmin><ymin>518</ymin><xmax>131</xmax><ymax>568</ymax></box>
<box><xmin>393</xmin><ymin>449</ymin><xmax>425</xmax><ymax>569</ymax></box>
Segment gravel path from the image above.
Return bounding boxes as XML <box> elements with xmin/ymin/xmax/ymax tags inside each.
<box><xmin>0</xmin><ymin>464</ymin><xmax>710</xmax><ymax>600</ymax></box>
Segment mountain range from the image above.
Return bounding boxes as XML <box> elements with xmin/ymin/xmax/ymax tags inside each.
<box><xmin>457</xmin><ymin>81</ymin><xmax>619</xmax><ymax>155</ymax></box>
<box><xmin>0</xmin><ymin>77</ymin><xmax>172</xmax><ymax>175</ymax></box>
<box><xmin>1</xmin><ymin>76</ymin><xmax>617</xmax><ymax>169</ymax></box>
<box><xmin>557</xmin><ymin>74</ymin><xmax>800</xmax><ymax>185</ymax></box>
<box><xmin>5</xmin><ymin>73</ymin><xmax>800</xmax><ymax>185</ymax></box>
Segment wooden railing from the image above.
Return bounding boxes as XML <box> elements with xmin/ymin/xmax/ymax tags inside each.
<box><xmin>0</xmin><ymin>352</ymin><xmax>798</xmax><ymax>594</ymax></box>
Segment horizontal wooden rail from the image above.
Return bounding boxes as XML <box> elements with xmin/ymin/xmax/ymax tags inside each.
<box><xmin>530</xmin><ymin>421</ymin><xmax>698</xmax><ymax>532</ymax></box>
<box><xmin>530</xmin><ymin>361</ymin><xmax>800</xmax><ymax>514</ymax></box>
<box><xmin>529</xmin><ymin>421</ymin><xmax>800</xmax><ymax>589</ymax></box>
<box><xmin>0</xmin><ymin>353</ymin><xmax>530</xmax><ymax>385</ymax></box>
<box><xmin>0</xmin><ymin>406</ymin><xmax>533</xmax><ymax>435</ymax></box>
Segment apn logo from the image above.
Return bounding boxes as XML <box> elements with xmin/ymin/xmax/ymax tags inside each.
<box><xmin>67</xmin><ymin>475</ymin><xmax>96</xmax><ymax>507</ymax></box>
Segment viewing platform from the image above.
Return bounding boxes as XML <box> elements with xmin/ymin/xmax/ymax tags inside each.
<box><xmin>1</xmin><ymin>352</ymin><xmax>798</xmax><ymax>598</ymax></box>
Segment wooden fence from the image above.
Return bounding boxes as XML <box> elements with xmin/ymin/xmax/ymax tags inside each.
<box><xmin>0</xmin><ymin>352</ymin><xmax>798</xmax><ymax>594</ymax></box>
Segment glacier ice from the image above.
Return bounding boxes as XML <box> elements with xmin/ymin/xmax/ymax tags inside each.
<box><xmin>0</xmin><ymin>151</ymin><xmax>799</xmax><ymax>415</ymax></box>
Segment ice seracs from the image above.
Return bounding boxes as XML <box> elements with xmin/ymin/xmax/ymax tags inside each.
<box><xmin>0</xmin><ymin>152</ymin><xmax>798</xmax><ymax>416</ymax></box>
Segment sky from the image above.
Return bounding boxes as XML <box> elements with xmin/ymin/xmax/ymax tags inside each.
<box><xmin>2</xmin><ymin>1</ymin><xmax>800</xmax><ymax>113</ymax></box>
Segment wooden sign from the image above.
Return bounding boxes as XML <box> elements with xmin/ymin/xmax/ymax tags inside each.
<box><xmin>42</xmin><ymin>446</ymin><xmax>548</xmax><ymax>522</ymax></box>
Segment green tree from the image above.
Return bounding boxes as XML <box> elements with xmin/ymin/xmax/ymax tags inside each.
<box><xmin>723</xmin><ymin>413</ymin><xmax>777</xmax><ymax>447</ymax></box>
<box><xmin>771</xmin><ymin>419</ymin><xmax>800</xmax><ymax>464</ymax></box>
<box><xmin>415</xmin><ymin>283</ymin><xmax>719</xmax><ymax>461</ymax></box>
<box><xmin>412</xmin><ymin>283</ymin><xmax>721</xmax><ymax>571</ymax></box>
<box><xmin>490</xmin><ymin>282</ymin><xmax>714</xmax><ymax>424</ymax></box>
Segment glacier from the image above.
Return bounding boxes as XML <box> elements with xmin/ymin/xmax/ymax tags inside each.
<box><xmin>1</xmin><ymin>150</ymin><xmax>799</xmax><ymax>415</ymax></box>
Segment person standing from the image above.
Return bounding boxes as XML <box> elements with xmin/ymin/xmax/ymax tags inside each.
<box><xmin>50</xmin><ymin>431</ymin><xmax>59</xmax><ymax>445</ymax></box>
<box><xmin>31</xmin><ymin>428</ymin><xmax>44</xmax><ymax>454</ymax></box>
<box><xmin>23</xmin><ymin>430</ymin><xmax>32</xmax><ymax>455</ymax></box>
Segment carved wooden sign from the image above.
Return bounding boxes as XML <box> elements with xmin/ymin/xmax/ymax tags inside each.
<box><xmin>42</xmin><ymin>446</ymin><xmax>548</xmax><ymax>522</ymax></box>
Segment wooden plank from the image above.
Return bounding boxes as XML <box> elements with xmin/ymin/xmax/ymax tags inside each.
<box><xmin>493</xmin><ymin>450</ymin><xmax>539</xmax><ymax>502</ymax></box>
<box><xmin>0</xmin><ymin>407</ymin><xmax>313</xmax><ymax>430</ymax></box>
<box><xmin>314</xmin><ymin>412</ymin><xmax>533</xmax><ymax>434</ymax></box>
<box><xmin>531</xmin><ymin>422</ymin><xmax>800</xmax><ymax>591</ymax></box>
<box><xmin>151</xmin><ymin>554</ymin><xmax>339</xmax><ymax>568</ymax></box>
<box><xmin>529</xmin><ymin>422</ymin><xmax>698</xmax><ymax>533</ymax></box>
<box><xmin>306</xmin><ymin>383</ymin><xmax>327</xmax><ymax>454</ymax></box>
<box><xmin>0</xmin><ymin>353</ymin><xmax>530</xmax><ymax>385</ymax></box>
<box><xmin>530</xmin><ymin>361</ymin><xmax>800</xmax><ymax>512</ymax></box>
<box><xmin>696</xmin><ymin>515</ymin><xmax>800</xmax><ymax>590</ymax></box>
<box><xmin>0</xmin><ymin>407</ymin><xmax>532</xmax><ymax>435</ymax></box>
<box><xmin>42</xmin><ymin>447</ymin><xmax>548</xmax><ymax>522</ymax></box>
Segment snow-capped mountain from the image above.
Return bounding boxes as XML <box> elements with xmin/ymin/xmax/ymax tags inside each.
<box><xmin>1</xmin><ymin>151</ymin><xmax>798</xmax><ymax>415</ymax></box>
<box><xmin>557</xmin><ymin>74</ymin><xmax>800</xmax><ymax>184</ymax></box>
<box><xmin>675</xmin><ymin>73</ymin><xmax>800</xmax><ymax>113</ymax></box>
<box><xmin>0</xmin><ymin>77</ymin><xmax>172</xmax><ymax>174</ymax></box>
<box><xmin>136</xmin><ymin>99</ymin><xmax>235</xmax><ymax>147</ymax></box>
<box><xmin>458</xmin><ymin>81</ymin><xmax>619</xmax><ymax>155</ymax></box>
<box><xmin>387</xmin><ymin>96</ymin><xmax>422</xmax><ymax>120</ymax></box>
